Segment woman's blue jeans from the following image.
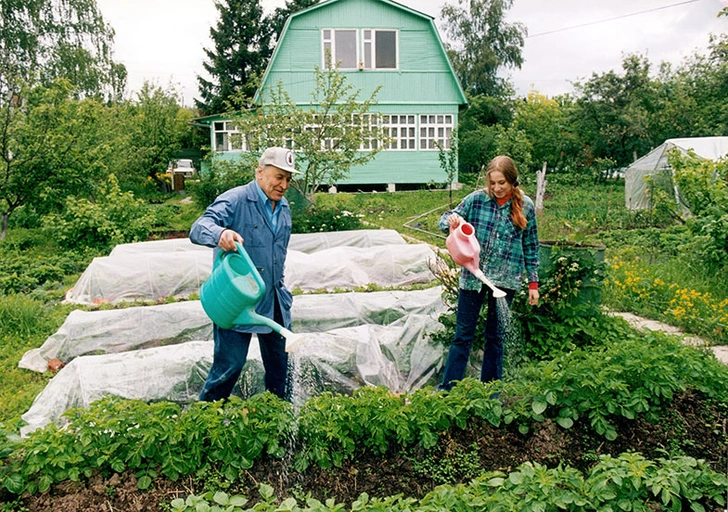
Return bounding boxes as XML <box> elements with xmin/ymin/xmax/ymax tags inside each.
<box><xmin>439</xmin><ymin>286</ymin><xmax>515</xmax><ymax>392</ymax></box>
<box><xmin>199</xmin><ymin>298</ymin><xmax>288</xmax><ymax>402</ymax></box>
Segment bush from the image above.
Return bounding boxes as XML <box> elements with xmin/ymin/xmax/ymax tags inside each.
<box><xmin>188</xmin><ymin>157</ymin><xmax>256</xmax><ymax>209</ymax></box>
<box><xmin>43</xmin><ymin>175</ymin><xmax>155</xmax><ymax>253</ymax></box>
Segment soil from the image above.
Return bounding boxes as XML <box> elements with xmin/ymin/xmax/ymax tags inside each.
<box><xmin>6</xmin><ymin>389</ymin><xmax>726</xmax><ymax>511</ymax></box>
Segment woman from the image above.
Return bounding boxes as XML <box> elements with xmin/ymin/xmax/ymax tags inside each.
<box><xmin>438</xmin><ymin>155</ymin><xmax>540</xmax><ymax>391</ymax></box>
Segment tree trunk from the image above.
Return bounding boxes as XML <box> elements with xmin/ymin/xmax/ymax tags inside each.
<box><xmin>1</xmin><ymin>212</ymin><xmax>8</xmax><ymax>240</ymax></box>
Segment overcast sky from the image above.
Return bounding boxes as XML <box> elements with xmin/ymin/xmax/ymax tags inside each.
<box><xmin>96</xmin><ymin>0</ymin><xmax>728</xmax><ymax>106</ymax></box>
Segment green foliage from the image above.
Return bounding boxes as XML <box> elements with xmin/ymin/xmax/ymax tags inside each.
<box><xmin>43</xmin><ymin>174</ymin><xmax>155</xmax><ymax>253</ymax></box>
<box><xmin>291</xmin><ymin>206</ymin><xmax>363</xmax><ymax>234</ymax></box>
<box><xmin>440</xmin><ymin>0</ymin><xmax>525</xmax><ymax>97</ymax></box>
<box><xmin>407</xmin><ymin>443</ymin><xmax>482</xmax><ymax>485</ymax></box>
<box><xmin>116</xmin><ymin>83</ymin><xmax>196</xmax><ymax>195</ymax></box>
<box><xmin>507</xmin><ymin>331</ymin><xmax>728</xmax><ymax>440</ymax></box>
<box><xmin>670</xmin><ymin>150</ymin><xmax>728</xmax><ymax>267</ymax></box>
<box><xmin>0</xmin><ymin>79</ymin><xmax>113</xmax><ymax>237</ymax></box>
<box><xmin>1</xmin><ymin>394</ymin><xmax>295</xmax><ymax>495</ymax></box>
<box><xmin>1</xmin><ymin>0</ymin><xmax>123</xmax><ymax>99</ymax></box>
<box><xmin>167</xmin><ymin>455</ymin><xmax>726</xmax><ymax>511</ymax></box>
<box><xmin>513</xmin><ymin>245</ymin><xmax>611</xmax><ymax>358</ymax></box>
<box><xmin>195</xmin><ymin>0</ymin><xmax>270</xmax><ymax>115</ymax></box>
<box><xmin>605</xmin><ymin>242</ymin><xmax>728</xmax><ymax>344</ymax></box>
<box><xmin>0</xmin><ymin>248</ymin><xmax>86</xmax><ymax>295</ymax></box>
<box><xmin>2</xmin><ymin>330</ymin><xmax>727</xmax><ymax>502</ymax></box>
<box><xmin>188</xmin><ymin>156</ymin><xmax>258</xmax><ymax>209</ymax></box>
<box><xmin>0</xmin><ymin>293</ymin><xmax>69</xmax><ymax>425</ymax></box>
<box><xmin>234</xmin><ymin>66</ymin><xmax>388</xmax><ymax>204</ymax></box>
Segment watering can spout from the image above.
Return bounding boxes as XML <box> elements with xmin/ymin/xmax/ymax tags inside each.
<box><xmin>232</xmin><ymin>308</ymin><xmax>306</xmax><ymax>351</ymax></box>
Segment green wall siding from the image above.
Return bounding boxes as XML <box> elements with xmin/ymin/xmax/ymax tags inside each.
<box><xmin>260</xmin><ymin>0</ymin><xmax>463</xmax><ymax>105</ymax></box>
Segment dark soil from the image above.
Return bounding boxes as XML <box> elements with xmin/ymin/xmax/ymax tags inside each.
<box><xmin>10</xmin><ymin>390</ymin><xmax>728</xmax><ymax>511</ymax></box>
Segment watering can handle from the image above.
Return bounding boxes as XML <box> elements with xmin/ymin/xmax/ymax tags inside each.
<box><xmin>215</xmin><ymin>240</ymin><xmax>246</xmax><ymax>264</ymax></box>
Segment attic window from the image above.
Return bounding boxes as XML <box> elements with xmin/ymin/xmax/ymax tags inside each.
<box><xmin>322</xmin><ymin>29</ymin><xmax>357</xmax><ymax>69</ymax></box>
<box><xmin>363</xmin><ymin>29</ymin><xmax>397</xmax><ymax>69</ymax></box>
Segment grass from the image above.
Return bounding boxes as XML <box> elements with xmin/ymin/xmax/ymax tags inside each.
<box><xmin>0</xmin><ymin>295</ymin><xmax>72</xmax><ymax>426</ymax></box>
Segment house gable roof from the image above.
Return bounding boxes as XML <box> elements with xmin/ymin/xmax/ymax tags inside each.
<box><xmin>253</xmin><ymin>0</ymin><xmax>467</xmax><ymax>106</ymax></box>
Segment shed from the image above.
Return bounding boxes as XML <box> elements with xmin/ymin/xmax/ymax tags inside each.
<box><xmin>624</xmin><ymin>136</ymin><xmax>728</xmax><ymax>210</ymax></box>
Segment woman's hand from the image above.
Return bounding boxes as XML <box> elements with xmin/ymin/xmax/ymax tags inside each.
<box><xmin>528</xmin><ymin>288</ymin><xmax>539</xmax><ymax>306</ymax></box>
<box><xmin>218</xmin><ymin>229</ymin><xmax>244</xmax><ymax>252</ymax></box>
<box><xmin>447</xmin><ymin>213</ymin><xmax>463</xmax><ymax>230</ymax></box>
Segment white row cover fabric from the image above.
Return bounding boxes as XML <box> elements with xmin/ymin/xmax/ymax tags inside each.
<box><xmin>65</xmin><ymin>243</ymin><xmax>437</xmax><ymax>304</ymax></box>
<box><xmin>288</xmin><ymin>229</ymin><xmax>406</xmax><ymax>253</ymax></box>
<box><xmin>625</xmin><ymin>136</ymin><xmax>728</xmax><ymax>210</ymax></box>
<box><xmin>285</xmin><ymin>244</ymin><xmax>436</xmax><ymax>292</ymax></box>
<box><xmin>20</xmin><ymin>287</ymin><xmax>446</xmax><ymax>373</ymax></box>
<box><xmin>21</xmin><ymin>314</ymin><xmax>445</xmax><ymax>436</ymax></box>
<box><xmin>64</xmin><ymin>251</ymin><xmax>211</xmax><ymax>305</ymax></box>
<box><xmin>108</xmin><ymin>229</ymin><xmax>406</xmax><ymax>258</ymax></box>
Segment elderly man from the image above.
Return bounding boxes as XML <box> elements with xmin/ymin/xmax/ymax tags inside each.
<box><xmin>190</xmin><ymin>147</ymin><xmax>300</xmax><ymax>401</ymax></box>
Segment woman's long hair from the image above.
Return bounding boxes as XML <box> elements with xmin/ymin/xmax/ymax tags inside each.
<box><xmin>485</xmin><ymin>155</ymin><xmax>527</xmax><ymax>230</ymax></box>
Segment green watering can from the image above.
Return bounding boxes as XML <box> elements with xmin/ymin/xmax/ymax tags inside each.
<box><xmin>200</xmin><ymin>242</ymin><xmax>304</xmax><ymax>351</ymax></box>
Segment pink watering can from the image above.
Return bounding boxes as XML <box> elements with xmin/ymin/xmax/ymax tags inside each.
<box><xmin>446</xmin><ymin>221</ymin><xmax>507</xmax><ymax>298</ymax></box>
<box><xmin>200</xmin><ymin>242</ymin><xmax>304</xmax><ymax>352</ymax></box>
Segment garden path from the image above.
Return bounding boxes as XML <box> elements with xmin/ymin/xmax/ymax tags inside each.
<box><xmin>610</xmin><ymin>312</ymin><xmax>728</xmax><ymax>365</ymax></box>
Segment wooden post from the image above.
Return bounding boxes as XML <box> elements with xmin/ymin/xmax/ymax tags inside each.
<box><xmin>535</xmin><ymin>161</ymin><xmax>547</xmax><ymax>212</ymax></box>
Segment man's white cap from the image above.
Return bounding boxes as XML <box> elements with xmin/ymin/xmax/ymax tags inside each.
<box><xmin>258</xmin><ymin>147</ymin><xmax>301</xmax><ymax>174</ymax></box>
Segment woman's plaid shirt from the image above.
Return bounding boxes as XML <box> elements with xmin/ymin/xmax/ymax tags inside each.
<box><xmin>439</xmin><ymin>189</ymin><xmax>539</xmax><ymax>291</ymax></box>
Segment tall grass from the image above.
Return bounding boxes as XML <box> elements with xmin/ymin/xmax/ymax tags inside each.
<box><xmin>0</xmin><ymin>295</ymin><xmax>70</xmax><ymax>425</ymax></box>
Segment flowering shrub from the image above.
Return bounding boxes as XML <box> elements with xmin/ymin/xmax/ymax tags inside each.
<box><xmin>292</xmin><ymin>206</ymin><xmax>363</xmax><ymax>234</ymax></box>
<box><xmin>605</xmin><ymin>252</ymin><xmax>728</xmax><ymax>343</ymax></box>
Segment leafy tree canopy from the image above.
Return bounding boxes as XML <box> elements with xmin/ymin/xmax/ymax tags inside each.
<box><xmin>196</xmin><ymin>0</ymin><xmax>270</xmax><ymax>115</ymax></box>
<box><xmin>441</xmin><ymin>0</ymin><xmax>526</xmax><ymax>97</ymax></box>
<box><xmin>0</xmin><ymin>0</ymin><xmax>125</xmax><ymax>100</ymax></box>
<box><xmin>232</xmin><ymin>66</ymin><xmax>388</xmax><ymax>204</ymax></box>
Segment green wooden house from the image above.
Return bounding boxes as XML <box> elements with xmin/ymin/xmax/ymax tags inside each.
<box><xmin>198</xmin><ymin>0</ymin><xmax>467</xmax><ymax>190</ymax></box>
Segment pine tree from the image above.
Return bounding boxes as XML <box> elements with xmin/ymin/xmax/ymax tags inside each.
<box><xmin>195</xmin><ymin>0</ymin><xmax>271</xmax><ymax>115</ymax></box>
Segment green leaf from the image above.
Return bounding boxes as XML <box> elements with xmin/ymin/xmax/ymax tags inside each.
<box><xmin>555</xmin><ymin>417</ymin><xmax>574</xmax><ymax>429</ymax></box>
<box><xmin>137</xmin><ymin>475</ymin><xmax>152</xmax><ymax>490</ymax></box>
<box><xmin>213</xmin><ymin>491</ymin><xmax>229</xmax><ymax>505</ymax></box>
<box><xmin>532</xmin><ymin>398</ymin><xmax>547</xmax><ymax>415</ymax></box>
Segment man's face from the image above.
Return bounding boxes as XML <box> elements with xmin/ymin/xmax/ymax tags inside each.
<box><xmin>256</xmin><ymin>165</ymin><xmax>292</xmax><ymax>202</ymax></box>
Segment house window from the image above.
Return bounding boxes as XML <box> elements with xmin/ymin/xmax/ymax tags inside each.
<box><xmin>382</xmin><ymin>114</ymin><xmax>416</xmax><ymax>150</ymax></box>
<box><xmin>419</xmin><ymin>114</ymin><xmax>453</xmax><ymax>150</ymax></box>
<box><xmin>213</xmin><ymin>121</ymin><xmax>247</xmax><ymax>152</ymax></box>
<box><xmin>363</xmin><ymin>29</ymin><xmax>397</xmax><ymax>69</ymax></box>
<box><xmin>322</xmin><ymin>29</ymin><xmax>357</xmax><ymax>69</ymax></box>
<box><xmin>356</xmin><ymin>113</ymin><xmax>383</xmax><ymax>150</ymax></box>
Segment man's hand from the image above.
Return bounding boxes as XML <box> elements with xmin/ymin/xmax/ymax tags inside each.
<box><xmin>218</xmin><ymin>229</ymin><xmax>244</xmax><ymax>252</ymax></box>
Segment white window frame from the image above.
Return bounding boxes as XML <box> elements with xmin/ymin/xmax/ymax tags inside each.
<box><xmin>419</xmin><ymin>114</ymin><xmax>454</xmax><ymax>150</ymax></box>
<box><xmin>363</xmin><ymin>29</ymin><xmax>398</xmax><ymax>70</ymax></box>
<box><xmin>213</xmin><ymin>121</ymin><xmax>247</xmax><ymax>152</ymax></box>
<box><xmin>322</xmin><ymin>28</ymin><xmax>358</xmax><ymax>69</ymax></box>
<box><xmin>382</xmin><ymin>114</ymin><xmax>416</xmax><ymax>150</ymax></box>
